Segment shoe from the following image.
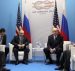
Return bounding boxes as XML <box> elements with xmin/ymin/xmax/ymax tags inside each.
<box><xmin>55</xmin><ymin>67</ymin><xmax>63</xmax><ymax>70</ymax></box>
<box><xmin>2</xmin><ymin>64</ymin><xmax>6</xmax><ymax>67</ymax></box>
<box><xmin>45</xmin><ymin>61</ymin><xmax>53</xmax><ymax>65</ymax></box>
<box><xmin>45</xmin><ymin>59</ymin><xmax>53</xmax><ymax>65</ymax></box>
<box><xmin>64</xmin><ymin>69</ymin><xmax>70</xmax><ymax>71</ymax></box>
<box><xmin>5</xmin><ymin>69</ymin><xmax>10</xmax><ymax>71</ymax></box>
<box><xmin>2</xmin><ymin>68</ymin><xmax>10</xmax><ymax>71</ymax></box>
<box><xmin>15</xmin><ymin>61</ymin><xmax>19</xmax><ymax>65</ymax></box>
<box><xmin>56</xmin><ymin>61</ymin><xmax>60</xmax><ymax>66</ymax></box>
<box><xmin>23</xmin><ymin>60</ymin><xmax>28</xmax><ymax>65</ymax></box>
<box><xmin>45</xmin><ymin>62</ymin><xmax>51</xmax><ymax>65</ymax></box>
<box><xmin>56</xmin><ymin>63</ymin><xmax>60</xmax><ymax>66</ymax></box>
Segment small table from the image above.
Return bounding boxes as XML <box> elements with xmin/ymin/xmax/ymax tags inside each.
<box><xmin>32</xmin><ymin>47</ymin><xmax>45</xmax><ymax>61</ymax></box>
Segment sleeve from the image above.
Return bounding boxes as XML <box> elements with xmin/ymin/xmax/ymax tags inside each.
<box><xmin>11</xmin><ymin>36</ymin><xmax>17</xmax><ymax>45</ymax></box>
<box><xmin>25</xmin><ymin>38</ymin><xmax>30</xmax><ymax>46</ymax></box>
<box><xmin>56</xmin><ymin>35</ymin><xmax>63</xmax><ymax>51</ymax></box>
<box><xmin>23</xmin><ymin>36</ymin><xmax>30</xmax><ymax>46</ymax></box>
<box><xmin>47</xmin><ymin>36</ymin><xmax>51</xmax><ymax>48</ymax></box>
<box><xmin>2</xmin><ymin>35</ymin><xmax>6</xmax><ymax>45</ymax></box>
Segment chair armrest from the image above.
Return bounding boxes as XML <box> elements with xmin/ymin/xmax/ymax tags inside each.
<box><xmin>0</xmin><ymin>45</ymin><xmax>5</xmax><ymax>52</ymax></box>
<box><xmin>70</xmin><ymin>46</ymin><xmax>75</xmax><ymax>70</ymax></box>
<box><xmin>45</xmin><ymin>43</ymin><xmax>47</xmax><ymax>48</ymax></box>
<box><xmin>9</xmin><ymin>43</ymin><xmax>14</xmax><ymax>53</ymax></box>
<box><xmin>63</xmin><ymin>41</ymin><xmax>71</xmax><ymax>51</ymax></box>
<box><xmin>29</xmin><ymin>43</ymin><xmax>32</xmax><ymax>59</ymax></box>
<box><xmin>9</xmin><ymin>43</ymin><xmax>14</xmax><ymax>60</ymax></box>
<box><xmin>71</xmin><ymin>46</ymin><xmax>75</xmax><ymax>59</ymax></box>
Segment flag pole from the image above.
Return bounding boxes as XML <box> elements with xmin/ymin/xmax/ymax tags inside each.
<box><xmin>18</xmin><ymin>0</ymin><xmax>20</xmax><ymax>3</ymax></box>
<box><xmin>62</xmin><ymin>0</ymin><xmax>66</xmax><ymax>16</ymax></box>
<box><xmin>55</xmin><ymin>0</ymin><xmax>56</xmax><ymax>7</ymax></box>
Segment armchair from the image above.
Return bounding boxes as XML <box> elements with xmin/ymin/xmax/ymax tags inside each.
<box><xmin>70</xmin><ymin>44</ymin><xmax>75</xmax><ymax>70</ymax></box>
<box><xmin>9</xmin><ymin>43</ymin><xmax>32</xmax><ymax>61</ymax></box>
<box><xmin>44</xmin><ymin>41</ymin><xmax>71</xmax><ymax>61</ymax></box>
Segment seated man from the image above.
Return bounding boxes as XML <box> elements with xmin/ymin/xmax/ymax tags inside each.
<box><xmin>0</xmin><ymin>28</ymin><xmax>10</xmax><ymax>71</ymax></box>
<box><xmin>11</xmin><ymin>30</ymin><xmax>30</xmax><ymax>65</ymax></box>
<box><xmin>55</xmin><ymin>46</ymin><xmax>71</xmax><ymax>71</ymax></box>
<box><xmin>1</xmin><ymin>28</ymin><xmax>9</xmax><ymax>59</ymax></box>
<box><xmin>43</xmin><ymin>28</ymin><xmax>63</xmax><ymax>65</ymax></box>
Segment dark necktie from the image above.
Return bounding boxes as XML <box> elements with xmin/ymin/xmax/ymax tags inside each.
<box><xmin>19</xmin><ymin>36</ymin><xmax>23</xmax><ymax>44</ymax></box>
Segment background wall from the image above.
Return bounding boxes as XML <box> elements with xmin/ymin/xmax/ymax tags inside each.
<box><xmin>66</xmin><ymin>0</ymin><xmax>75</xmax><ymax>42</ymax></box>
<box><xmin>22</xmin><ymin>0</ymin><xmax>64</xmax><ymax>47</ymax></box>
<box><xmin>0</xmin><ymin>0</ymin><xmax>75</xmax><ymax>46</ymax></box>
<box><xmin>0</xmin><ymin>0</ymin><xmax>22</xmax><ymax>45</ymax></box>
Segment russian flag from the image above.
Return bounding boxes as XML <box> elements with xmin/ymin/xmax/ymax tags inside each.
<box><xmin>61</xmin><ymin>14</ymin><xmax>69</xmax><ymax>41</ymax></box>
<box><xmin>23</xmin><ymin>15</ymin><xmax>31</xmax><ymax>43</ymax></box>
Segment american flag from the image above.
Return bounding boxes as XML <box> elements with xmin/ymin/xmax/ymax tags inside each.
<box><xmin>53</xmin><ymin>0</ymin><xmax>60</xmax><ymax>31</ymax></box>
<box><xmin>16</xmin><ymin>3</ymin><xmax>22</xmax><ymax>35</ymax></box>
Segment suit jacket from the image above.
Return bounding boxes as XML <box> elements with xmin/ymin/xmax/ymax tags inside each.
<box><xmin>2</xmin><ymin>34</ymin><xmax>6</xmax><ymax>45</ymax></box>
<box><xmin>47</xmin><ymin>34</ymin><xmax>63</xmax><ymax>52</ymax></box>
<box><xmin>60</xmin><ymin>50</ymin><xmax>71</xmax><ymax>69</ymax></box>
<box><xmin>11</xmin><ymin>35</ymin><xmax>29</xmax><ymax>46</ymax></box>
<box><xmin>0</xmin><ymin>34</ymin><xmax>6</xmax><ymax>68</ymax></box>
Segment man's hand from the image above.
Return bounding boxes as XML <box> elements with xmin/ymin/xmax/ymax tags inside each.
<box><xmin>26</xmin><ymin>45</ymin><xmax>29</xmax><ymax>48</ymax></box>
<box><xmin>53</xmin><ymin>48</ymin><xmax>56</xmax><ymax>52</ymax></box>
<box><xmin>18</xmin><ymin>44</ymin><xmax>25</xmax><ymax>48</ymax></box>
<box><xmin>50</xmin><ymin>48</ymin><xmax>53</xmax><ymax>53</ymax></box>
<box><xmin>50</xmin><ymin>48</ymin><xmax>56</xmax><ymax>53</ymax></box>
<box><xmin>21</xmin><ymin>44</ymin><xmax>25</xmax><ymax>47</ymax></box>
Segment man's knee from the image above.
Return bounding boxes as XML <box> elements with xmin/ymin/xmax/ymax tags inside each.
<box><xmin>13</xmin><ymin>47</ymin><xmax>18</xmax><ymax>53</ymax></box>
<box><xmin>24</xmin><ymin>48</ymin><xmax>30</xmax><ymax>53</ymax></box>
<box><xmin>43</xmin><ymin>48</ymin><xmax>48</xmax><ymax>53</ymax></box>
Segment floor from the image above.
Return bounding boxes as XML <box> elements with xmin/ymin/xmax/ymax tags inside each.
<box><xmin>6</xmin><ymin>62</ymin><xmax>58</xmax><ymax>71</ymax></box>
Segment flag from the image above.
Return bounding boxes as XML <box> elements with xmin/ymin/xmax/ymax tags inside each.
<box><xmin>61</xmin><ymin>14</ymin><xmax>69</xmax><ymax>41</ymax></box>
<box><xmin>53</xmin><ymin>0</ymin><xmax>60</xmax><ymax>28</ymax></box>
<box><xmin>23</xmin><ymin>15</ymin><xmax>31</xmax><ymax>43</ymax></box>
<box><xmin>16</xmin><ymin>3</ymin><xmax>22</xmax><ymax>35</ymax></box>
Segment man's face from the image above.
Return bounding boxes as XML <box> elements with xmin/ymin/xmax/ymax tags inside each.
<box><xmin>1</xmin><ymin>32</ymin><xmax>5</xmax><ymax>36</ymax></box>
<box><xmin>19</xmin><ymin>31</ymin><xmax>24</xmax><ymax>36</ymax></box>
<box><xmin>0</xmin><ymin>32</ymin><xmax>1</xmax><ymax>36</ymax></box>
<box><xmin>19</xmin><ymin>30</ymin><xmax>24</xmax><ymax>37</ymax></box>
<box><xmin>53</xmin><ymin>30</ymin><xmax>59</xmax><ymax>36</ymax></box>
<box><xmin>0</xmin><ymin>32</ymin><xmax>2</xmax><ymax>36</ymax></box>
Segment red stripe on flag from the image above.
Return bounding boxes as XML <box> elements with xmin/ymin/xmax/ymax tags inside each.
<box><xmin>23</xmin><ymin>27</ymin><xmax>31</xmax><ymax>43</ymax></box>
<box><xmin>61</xmin><ymin>30</ymin><xmax>68</xmax><ymax>41</ymax></box>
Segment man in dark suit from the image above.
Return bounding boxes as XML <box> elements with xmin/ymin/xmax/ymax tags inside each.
<box><xmin>43</xmin><ymin>28</ymin><xmax>63</xmax><ymax>65</ymax></box>
<box><xmin>1</xmin><ymin>28</ymin><xmax>6</xmax><ymax>45</ymax></box>
<box><xmin>11</xmin><ymin>30</ymin><xmax>30</xmax><ymax>65</ymax></box>
<box><xmin>0</xmin><ymin>28</ymin><xmax>10</xmax><ymax>71</ymax></box>
<box><xmin>55</xmin><ymin>46</ymin><xmax>71</xmax><ymax>71</ymax></box>
<box><xmin>1</xmin><ymin>28</ymin><xmax>9</xmax><ymax>59</ymax></box>
<box><xmin>0</xmin><ymin>28</ymin><xmax>6</xmax><ymax>66</ymax></box>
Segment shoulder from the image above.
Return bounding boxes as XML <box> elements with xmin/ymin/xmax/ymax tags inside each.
<box><xmin>58</xmin><ymin>34</ymin><xmax>63</xmax><ymax>40</ymax></box>
<box><xmin>58</xmin><ymin>34</ymin><xmax>63</xmax><ymax>38</ymax></box>
<box><xmin>3</xmin><ymin>34</ymin><xmax>6</xmax><ymax>38</ymax></box>
<box><xmin>49</xmin><ymin>34</ymin><xmax>53</xmax><ymax>38</ymax></box>
<box><xmin>48</xmin><ymin>34</ymin><xmax>53</xmax><ymax>39</ymax></box>
<box><xmin>14</xmin><ymin>35</ymin><xmax>18</xmax><ymax>39</ymax></box>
